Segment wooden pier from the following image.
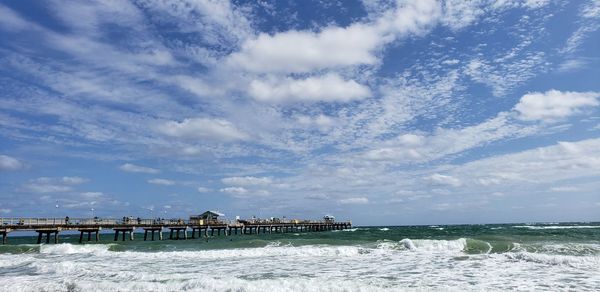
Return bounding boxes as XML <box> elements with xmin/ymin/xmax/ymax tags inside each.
<box><xmin>0</xmin><ymin>215</ymin><xmax>351</xmax><ymax>244</ymax></box>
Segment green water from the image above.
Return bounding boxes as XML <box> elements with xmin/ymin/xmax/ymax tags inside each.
<box><xmin>2</xmin><ymin>222</ymin><xmax>599</xmax><ymax>255</ymax></box>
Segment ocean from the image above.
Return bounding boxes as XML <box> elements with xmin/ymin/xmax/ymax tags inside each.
<box><xmin>0</xmin><ymin>222</ymin><xmax>599</xmax><ymax>291</ymax></box>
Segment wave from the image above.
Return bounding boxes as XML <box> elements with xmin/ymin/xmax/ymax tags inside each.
<box><xmin>36</xmin><ymin>243</ymin><xmax>371</xmax><ymax>259</ymax></box>
<box><xmin>16</xmin><ymin>238</ymin><xmax>600</xmax><ymax>260</ymax></box>
<box><xmin>379</xmin><ymin>228</ymin><xmax>389</xmax><ymax>231</ymax></box>
<box><xmin>399</xmin><ymin>238</ymin><xmax>468</xmax><ymax>253</ymax></box>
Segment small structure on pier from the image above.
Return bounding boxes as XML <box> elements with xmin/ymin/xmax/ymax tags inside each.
<box><xmin>323</xmin><ymin>215</ymin><xmax>335</xmax><ymax>224</ymax></box>
<box><xmin>189</xmin><ymin>211</ymin><xmax>224</xmax><ymax>225</ymax></box>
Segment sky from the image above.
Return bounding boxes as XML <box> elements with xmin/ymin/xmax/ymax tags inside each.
<box><xmin>0</xmin><ymin>0</ymin><xmax>599</xmax><ymax>226</ymax></box>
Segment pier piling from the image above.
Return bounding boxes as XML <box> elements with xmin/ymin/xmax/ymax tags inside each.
<box><xmin>35</xmin><ymin>229</ymin><xmax>60</xmax><ymax>244</ymax></box>
<box><xmin>113</xmin><ymin>227</ymin><xmax>134</xmax><ymax>241</ymax></box>
<box><xmin>0</xmin><ymin>229</ymin><xmax>9</xmax><ymax>244</ymax></box>
<box><xmin>144</xmin><ymin>227</ymin><xmax>162</xmax><ymax>241</ymax></box>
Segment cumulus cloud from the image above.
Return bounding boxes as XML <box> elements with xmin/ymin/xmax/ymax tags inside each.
<box><xmin>119</xmin><ymin>163</ymin><xmax>160</xmax><ymax>174</ymax></box>
<box><xmin>339</xmin><ymin>197</ymin><xmax>369</xmax><ymax>205</ymax></box>
<box><xmin>0</xmin><ymin>154</ymin><xmax>23</xmax><ymax>170</ymax></box>
<box><xmin>147</xmin><ymin>178</ymin><xmax>176</xmax><ymax>186</ymax></box>
<box><xmin>514</xmin><ymin>90</ymin><xmax>600</xmax><ymax>121</ymax></box>
<box><xmin>248</xmin><ymin>73</ymin><xmax>371</xmax><ymax>103</ymax></box>
<box><xmin>221</xmin><ymin>176</ymin><xmax>272</xmax><ymax>186</ymax></box>
<box><xmin>227</xmin><ymin>23</ymin><xmax>383</xmax><ymax>73</ymax></box>
<box><xmin>156</xmin><ymin>118</ymin><xmax>249</xmax><ymax>142</ymax></box>
<box><xmin>227</xmin><ymin>0</ymin><xmax>444</xmax><ymax>74</ymax></box>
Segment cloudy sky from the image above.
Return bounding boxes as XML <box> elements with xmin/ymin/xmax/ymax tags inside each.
<box><xmin>1</xmin><ymin>0</ymin><xmax>599</xmax><ymax>225</ymax></box>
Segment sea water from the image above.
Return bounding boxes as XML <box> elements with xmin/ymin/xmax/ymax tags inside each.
<box><xmin>0</xmin><ymin>222</ymin><xmax>599</xmax><ymax>291</ymax></box>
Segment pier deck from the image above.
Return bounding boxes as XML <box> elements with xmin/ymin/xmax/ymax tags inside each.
<box><xmin>0</xmin><ymin>217</ymin><xmax>351</xmax><ymax>244</ymax></box>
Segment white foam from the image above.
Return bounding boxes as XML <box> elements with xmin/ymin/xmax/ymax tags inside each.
<box><xmin>341</xmin><ymin>228</ymin><xmax>359</xmax><ymax>232</ymax></box>
<box><xmin>505</xmin><ymin>252</ymin><xmax>600</xmax><ymax>268</ymax></box>
<box><xmin>400</xmin><ymin>238</ymin><xmax>467</xmax><ymax>252</ymax></box>
<box><xmin>39</xmin><ymin>243</ymin><xmax>114</xmax><ymax>255</ymax></box>
<box><xmin>379</xmin><ymin>228</ymin><xmax>389</xmax><ymax>231</ymax></box>
<box><xmin>2</xmin><ymin>240</ymin><xmax>600</xmax><ymax>291</ymax></box>
<box><xmin>513</xmin><ymin>225</ymin><xmax>600</xmax><ymax>230</ymax></box>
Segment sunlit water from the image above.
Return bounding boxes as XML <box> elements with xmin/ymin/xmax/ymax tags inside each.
<box><xmin>1</xmin><ymin>223</ymin><xmax>599</xmax><ymax>291</ymax></box>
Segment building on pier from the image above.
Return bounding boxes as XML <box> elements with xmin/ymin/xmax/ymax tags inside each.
<box><xmin>323</xmin><ymin>215</ymin><xmax>335</xmax><ymax>224</ymax></box>
<box><xmin>189</xmin><ymin>211</ymin><xmax>224</xmax><ymax>225</ymax></box>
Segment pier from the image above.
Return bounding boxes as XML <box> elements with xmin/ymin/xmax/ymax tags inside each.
<box><xmin>0</xmin><ymin>213</ymin><xmax>351</xmax><ymax>244</ymax></box>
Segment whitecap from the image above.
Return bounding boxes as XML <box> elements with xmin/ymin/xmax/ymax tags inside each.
<box><xmin>513</xmin><ymin>225</ymin><xmax>600</xmax><ymax>230</ymax></box>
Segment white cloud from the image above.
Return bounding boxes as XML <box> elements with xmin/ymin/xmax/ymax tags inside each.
<box><xmin>514</xmin><ymin>90</ymin><xmax>600</xmax><ymax>121</ymax></box>
<box><xmin>339</xmin><ymin>197</ymin><xmax>369</xmax><ymax>205</ymax></box>
<box><xmin>81</xmin><ymin>191</ymin><xmax>104</xmax><ymax>198</ymax></box>
<box><xmin>220</xmin><ymin>186</ymin><xmax>248</xmax><ymax>195</ymax></box>
<box><xmin>305</xmin><ymin>193</ymin><xmax>330</xmax><ymax>200</ymax></box>
<box><xmin>442</xmin><ymin>58</ymin><xmax>460</xmax><ymax>65</ymax></box>
<box><xmin>581</xmin><ymin>0</ymin><xmax>600</xmax><ymax>18</ymax></box>
<box><xmin>362</xmin><ymin>134</ymin><xmax>426</xmax><ymax>161</ymax></box>
<box><xmin>447</xmin><ymin>138</ymin><xmax>600</xmax><ymax>193</ymax></box>
<box><xmin>254</xmin><ymin>190</ymin><xmax>271</xmax><ymax>197</ymax></box>
<box><xmin>440</xmin><ymin>0</ymin><xmax>484</xmax><ymax>30</ymax></box>
<box><xmin>197</xmin><ymin>187</ymin><xmax>212</xmax><ymax>193</ymax></box>
<box><xmin>0</xmin><ymin>154</ymin><xmax>23</xmax><ymax>170</ymax></box>
<box><xmin>227</xmin><ymin>0</ymin><xmax>443</xmax><ymax>74</ymax></box>
<box><xmin>221</xmin><ymin>176</ymin><xmax>272</xmax><ymax>186</ymax></box>
<box><xmin>219</xmin><ymin>186</ymin><xmax>270</xmax><ymax>198</ymax></box>
<box><xmin>297</xmin><ymin>114</ymin><xmax>337</xmax><ymax>131</ymax></box>
<box><xmin>156</xmin><ymin>118</ymin><xmax>248</xmax><ymax>142</ymax></box>
<box><xmin>363</xmin><ymin>147</ymin><xmax>423</xmax><ymax>161</ymax></box>
<box><xmin>249</xmin><ymin>73</ymin><xmax>371</xmax><ymax>103</ymax></box>
<box><xmin>427</xmin><ymin>173</ymin><xmax>462</xmax><ymax>187</ymax></box>
<box><xmin>549</xmin><ymin>186</ymin><xmax>579</xmax><ymax>192</ymax></box>
<box><xmin>62</xmin><ymin>176</ymin><xmax>89</xmax><ymax>185</ymax></box>
<box><xmin>558</xmin><ymin>59</ymin><xmax>587</xmax><ymax>72</ymax></box>
<box><xmin>119</xmin><ymin>163</ymin><xmax>160</xmax><ymax>174</ymax></box>
<box><xmin>227</xmin><ymin>23</ymin><xmax>383</xmax><ymax>73</ymax></box>
<box><xmin>147</xmin><ymin>178</ymin><xmax>176</xmax><ymax>186</ymax></box>
<box><xmin>23</xmin><ymin>177</ymin><xmax>73</xmax><ymax>194</ymax></box>
<box><xmin>378</xmin><ymin>0</ymin><xmax>442</xmax><ymax>35</ymax></box>
<box><xmin>561</xmin><ymin>2</ymin><xmax>600</xmax><ymax>54</ymax></box>
<box><xmin>0</xmin><ymin>5</ymin><xmax>30</xmax><ymax>31</ymax></box>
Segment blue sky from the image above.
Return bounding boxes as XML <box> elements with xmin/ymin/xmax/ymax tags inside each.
<box><xmin>0</xmin><ymin>0</ymin><xmax>599</xmax><ymax>225</ymax></box>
